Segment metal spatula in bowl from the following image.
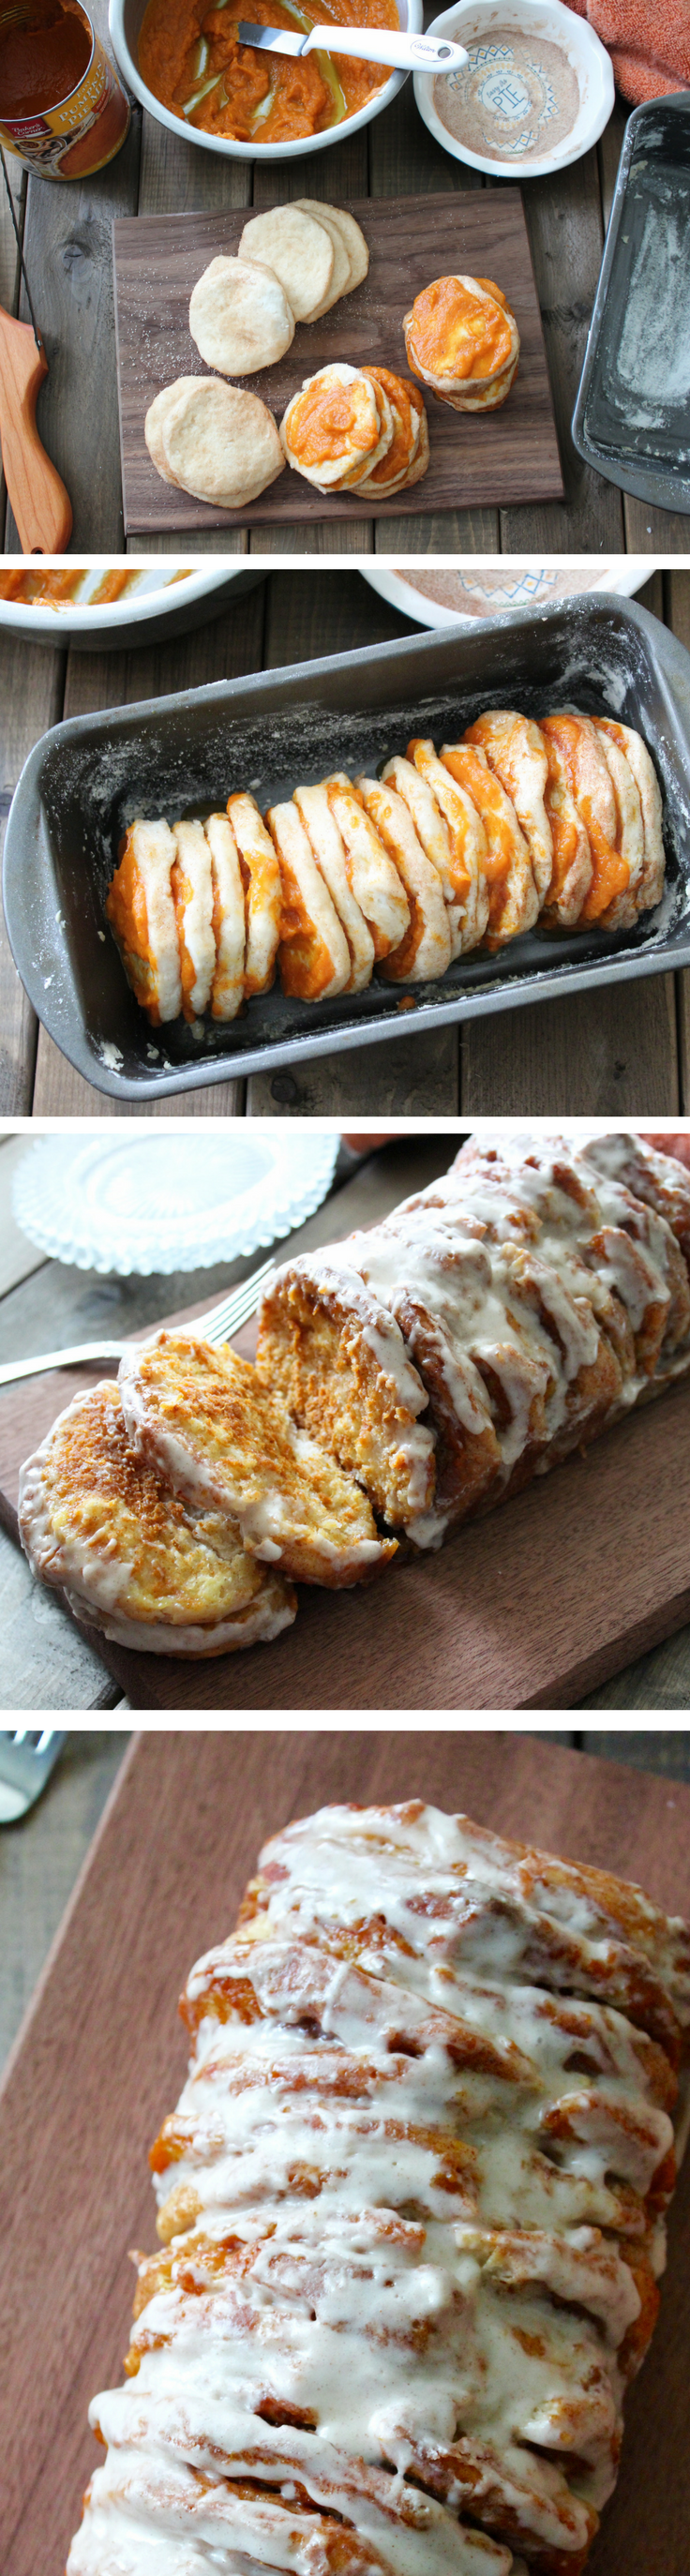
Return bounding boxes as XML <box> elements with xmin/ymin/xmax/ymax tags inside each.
<box><xmin>238</xmin><ymin>20</ymin><xmax>468</xmax><ymax>67</ymax></box>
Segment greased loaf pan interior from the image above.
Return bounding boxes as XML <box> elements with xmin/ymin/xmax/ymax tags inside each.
<box><xmin>4</xmin><ymin>594</ymin><xmax>690</xmax><ymax>1099</ymax></box>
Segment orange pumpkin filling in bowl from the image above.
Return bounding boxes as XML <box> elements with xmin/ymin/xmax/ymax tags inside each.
<box><xmin>138</xmin><ymin>0</ymin><xmax>399</xmax><ymax>143</ymax></box>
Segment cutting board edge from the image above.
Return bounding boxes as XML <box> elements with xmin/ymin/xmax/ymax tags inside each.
<box><xmin>5</xmin><ymin>1365</ymin><xmax>690</xmax><ymax>1714</ymax></box>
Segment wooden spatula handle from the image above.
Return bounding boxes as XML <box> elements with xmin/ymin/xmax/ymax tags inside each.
<box><xmin>0</xmin><ymin>307</ymin><xmax>72</xmax><ymax>554</ymax></box>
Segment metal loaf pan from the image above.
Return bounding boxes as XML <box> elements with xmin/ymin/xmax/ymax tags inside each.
<box><xmin>4</xmin><ymin>592</ymin><xmax>690</xmax><ymax>1101</ymax></box>
<box><xmin>572</xmin><ymin>94</ymin><xmax>690</xmax><ymax>514</ymax></box>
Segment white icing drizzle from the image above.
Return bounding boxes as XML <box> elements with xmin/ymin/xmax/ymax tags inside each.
<box><xmin>261</xmin><ymin>1136</ymin><xmax>690</xmax><ymax>1564</ymax></box>
<box><xmin>68</xmin><ymin>1805</ymin><xmax>688</xmax><ymax>2576</ymax></box>
<box><xmin>399</xmin><ymin>1136</ymin><xmax>690</xmax><ymax>1386</ymax></box>
<box><xmin>343</xmin><ymin>1214</ymin><xmax>600</xmax><ymax>1510</ymax></box>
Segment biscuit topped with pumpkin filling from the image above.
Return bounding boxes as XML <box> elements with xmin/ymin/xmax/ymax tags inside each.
<box><xmin>404</xmin><ymin>273</ymin><xmax>519</xmax><ymax>412</ymax></box>
<box><xmin>279</xmin><ymin>361</ymin><xmax>389</xmax><ymax>491</ymax></box>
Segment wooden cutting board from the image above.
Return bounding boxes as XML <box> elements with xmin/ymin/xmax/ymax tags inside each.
<box><xmin>112</xmin><ymin>188</ymin><xmax>563</xmax><ymax>532</ymax></box>
<box><xmin>1</xmin><ymin>1729</ymin><xmax>689</xmax><ymax>2576</ymax></box>
<box><xmin>2</xmin><ymin>1264</ymin><xmax>690</xmax><ymax>1708</ymax></box>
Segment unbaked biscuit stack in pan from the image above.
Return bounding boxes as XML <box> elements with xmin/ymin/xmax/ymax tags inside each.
<box><xmin>66</xmin><ymin>1797</ymin><xmax>690</xmax><ymax>2576</ymax></box>
<box><xmin>104</xmin><ymin>707</ymin><xmax>667</xmax><ymax>1029</ymax></box>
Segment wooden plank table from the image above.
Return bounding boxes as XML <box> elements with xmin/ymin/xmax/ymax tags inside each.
<box><xmin>1</xmin><ymin>564</ymin><xmax>688</xmax><ymax>1118</ymax></box>
<box><xmin>3</xmin><ymin>1131</ymin><xmax>690</xmax><ymax>1712</ymax></box>
<box><xmin>2</xmin><ymin>11</ymin><xmax>689</xmax><ymax>558</ymax></box>
<box><xmin>2</xmin><ymin>1730</ymin><xmax>690</xmax><ymax>2576</ymax></box>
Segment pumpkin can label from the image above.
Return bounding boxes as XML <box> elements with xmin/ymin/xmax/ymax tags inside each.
<box><xmin>0</xmin><ymin>5</ymin><xmax>130</xmax><ymax>178</ymax></box>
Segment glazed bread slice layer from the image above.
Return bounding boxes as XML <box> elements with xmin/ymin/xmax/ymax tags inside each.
<box><xmin>18</xmin><ymin>1379</ymin><xmax>296</xmax><ymax>1657</ymax></box>
<box><xmin>118</xmin><ymin>1330</ymin><xmax>396</xmax><ymax>1588</ymax></box>
<box><xmin>256</xmin><ymin>1136</ymin><xmax>690</xmax><ymax>1550</ymax></box>
<box><xmin>68</xmin><ymin>1801</ymin><xmax>689</xmax><ymax>2576</ymax></box>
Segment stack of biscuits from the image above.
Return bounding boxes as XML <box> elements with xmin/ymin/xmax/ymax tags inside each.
<box><xmin>104</xmin><ymin>706</ymin><xmax>666</xmax><ymax>1029</ymax></box>
<box><xmin>280</xmin><ymin>360</ymin><xmax>429</xmax><ymax>497</ymax></box>
<box><xmin>144</xmin><ymin>202</ymin><xmax>370</xmax><ymax>509</ymax></box>
<box><xmin>142</xmin><ymin>377</ymin><xmax>284</xmax><ymax>513</ymax></box>
<box><xmin>404</xmin><ymin>273</ymin><xmax>520</xmax><ymax>412</ymax></box>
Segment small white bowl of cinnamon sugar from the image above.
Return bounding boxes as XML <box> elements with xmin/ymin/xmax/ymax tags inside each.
<box><xmin>414</xmin><ymin>0</ymin><xmax>614</xmax><ymax>179</ymax></box>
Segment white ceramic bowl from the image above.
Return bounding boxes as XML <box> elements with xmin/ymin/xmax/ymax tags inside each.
<box><xmin>110</xmin><ymin>0</ymin><xmax>423</xmax><ymax>161</ymax></box>
<box><xmin>361</xmin><ymin>560</ymin><xmax>652</xmax><ymax>628</ymax></box>
<box><xmin>0</xmin><ymin>563</ymin><xmax>262</xmax><ymax>651</ymax></box>
<box><xmin>413</xmin><ymin>0</ymin><xmax>614</xmax><ymax>179</ymax></box>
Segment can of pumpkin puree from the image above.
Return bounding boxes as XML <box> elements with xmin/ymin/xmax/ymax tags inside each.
<box><xmin>0</xmin><ymin>0</ymin><xmax>130</xmax><ymax>178</ymax></box>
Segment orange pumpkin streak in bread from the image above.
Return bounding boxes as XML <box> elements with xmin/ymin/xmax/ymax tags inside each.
<box><xmin>105</xmin><ymin>843</ymin><xmax>154</xmax><ymax>1004</ymax></box>
<box><xmin>226</xmin><ymin>793</ymin><xmax>281</xmax><ymax>997</ymax></box>
<box><xmin>170</xmin><ymin>861</ymin><xmax>197</xmax><ymax>1020</ymax></box>
<box><xmin>361</xmin><ymin>367</ymin><xmax>415</xmax><ymax>486</ymax></box>
<box><xmin>464</xmin><ymin>711</ymin><xmax>553</xmax><ymax>907</ymax></box>
<box><xmin>104</xmin><ymin>828</ymin><xmax>182</xmax><ymax>1026</ymax></box>
<box><xmin>276</xmin><ymin>876</ymin><xmax>335</xmax><ymax>996</ymax></box>
<box><xmin>408</xmin><ymin>276</ymin><xmax>513</xmax><ymax>382</ymax></box>
<box><xmin>407</xmin><ymin>738</ymin><xmax>472</xmax><ymax>898</ymax></box>
<box><xmin>170</xmin><ymin>829</ymin><xmax>212</xmax><ymax>1023</ymax></box>
<box><xmin>541</xmin><ymin>716</ymin><xmax>630</xmax><ymax>923</ymax></box>
<box><xmin>271</xmin><ymin>800</ymin><xmax>352</xmax><ymax>1002</ymax></box>
<box><xmin>441</xmin><ymin>746</ymin><xmax>516</xmax><ymax>900</ymax></box>
<box><xmin>545</xmin><ymin>774</ymin><xmax>589</xmax><ymax>903</ymax></box>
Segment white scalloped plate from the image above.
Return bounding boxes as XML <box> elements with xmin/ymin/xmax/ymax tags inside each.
<box><xmin>12</xmin><ymin>1131</ymin><xmax>339</xmax><ymax>1277</ymax></box>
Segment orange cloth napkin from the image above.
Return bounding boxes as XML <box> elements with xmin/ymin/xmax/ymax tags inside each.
<box><xmin>566</xmin><ymin>0</ymin><xmax>690</xmax><ymax>103</ymax></box>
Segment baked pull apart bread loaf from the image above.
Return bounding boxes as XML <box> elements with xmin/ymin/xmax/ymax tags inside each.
<box><xmin>256</xmin><ymin>1133</ymin><xmax>690</xmax><ymax>1546</ymax></box>
<box><xmin>67</xmin><ymin>1799</ymin><xmax>690</xmax><ymax>2576</ymax></box>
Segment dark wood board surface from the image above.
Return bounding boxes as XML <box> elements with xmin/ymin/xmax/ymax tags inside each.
<box><xmin>113</xmin><ymin>189</ymin><xmax>563</xmax><ymax>532</ymax></box>
<box><xmin>2</xmin><ymin>1729</ymin><xmax>689</xmax><ymax>2576</ymax></box>
<box><xmin>3</xmin><ymin>1255</ymin><xmax>690</xmax><ymax>1710</ymax></box>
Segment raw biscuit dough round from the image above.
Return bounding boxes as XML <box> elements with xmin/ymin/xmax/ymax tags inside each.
<box><xmin>188</xmin><ymin>254</ymin><xmax>294</xmax><ymax>375</ymax></box>
<box><xmin>160</xmin><ymin>378</ymin><xmax>284</xmax><ymax>509</ymax></box>
<box><xmin>292</xmin><ymin>200</ymin><xmax>352</xmax><ymax>312</ymax></box>
<box><xmin>298</xmin><ymin>199</ymin><xmax>369</xmax><ymax>292</ymax></box>
<box><xmin>144</xmin><ymin>378</ymin><xmax>202</xmax><ymax>486</ymax></box>
<box><xmin>238</xmin><ymin>203</ymin><xmax>334</xmax><ymax>324</ymax></box>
